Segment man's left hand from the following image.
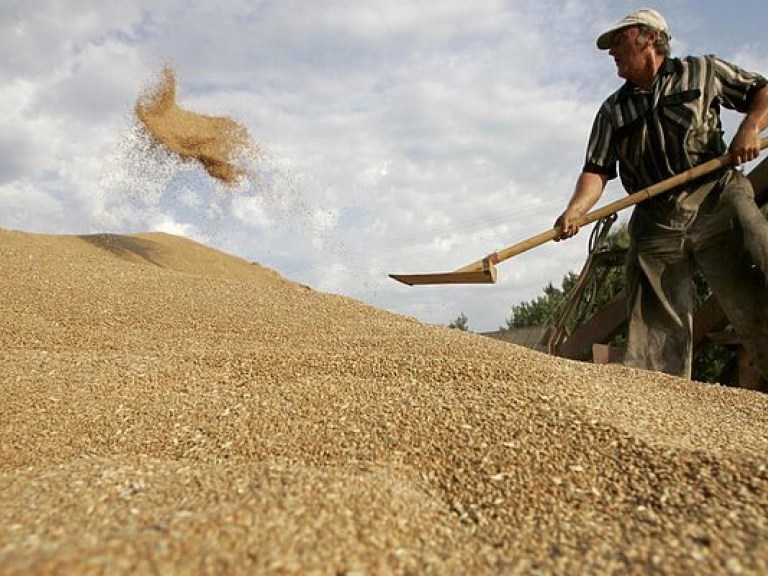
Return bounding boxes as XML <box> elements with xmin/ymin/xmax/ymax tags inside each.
<box><xmin>730</xmin><ymin>122</ymin><xmax>761</xmax><ymax>165</ymax></box>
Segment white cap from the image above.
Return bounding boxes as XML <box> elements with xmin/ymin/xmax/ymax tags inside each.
<box><xmin>596</xmin><ymin>8</ymin><xmax>670</xmax><ymax>50</ymax></box>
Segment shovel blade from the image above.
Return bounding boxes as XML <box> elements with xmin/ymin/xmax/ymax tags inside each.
<box><xmin>389</xmin><ymin>267</ymin><xmax>497</xmax><ymax>286</ymax></box>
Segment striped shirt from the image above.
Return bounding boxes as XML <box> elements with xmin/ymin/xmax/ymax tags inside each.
<box><xmin>585</xmin><ymin>56</ymin><xmax>767</xmax><ymax>192</ymax></box>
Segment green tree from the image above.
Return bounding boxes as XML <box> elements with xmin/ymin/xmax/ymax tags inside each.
<box><xmin>505</xmin><ymin>273</ymin><xmax>579</xmax><ymax>329</ymax></box>
<box><xmin>448</xmin><ymin>312</ymin><xmax>470</xmax><ymax>331</ymax></box>
<box><xmin>506</xmin><ymin>223</ymin><xmax>630</xmax><ymax>331</ymax></box>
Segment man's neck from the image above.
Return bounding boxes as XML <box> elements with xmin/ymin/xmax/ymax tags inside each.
<box><xmin>632</xmin><ymin>54</ymin><xmax>665</xmax><ymax>91</ymax></box>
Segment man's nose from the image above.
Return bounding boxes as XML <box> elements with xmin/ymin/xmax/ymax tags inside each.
<box><xmin>607</xmin><ymin>33</ymin><xmax>623</xmax><ymax>54</ymax></box>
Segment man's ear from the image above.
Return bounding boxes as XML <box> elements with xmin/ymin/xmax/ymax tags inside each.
<box><xmin>644</xmin><ymin>30</ymin><xmax>658</xmax><ymax>49</ymax></box>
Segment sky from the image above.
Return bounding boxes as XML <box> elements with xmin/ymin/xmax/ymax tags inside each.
<box><xmin>2</xmin><ymin>0</ymin><xmax>767</xmax><ymax>333</ymax></box>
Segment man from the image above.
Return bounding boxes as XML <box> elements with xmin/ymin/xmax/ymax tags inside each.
<box><xmin>555</xmin><ymin>9</ymin><xmax>768</xmax><ymax>382</ymax></box>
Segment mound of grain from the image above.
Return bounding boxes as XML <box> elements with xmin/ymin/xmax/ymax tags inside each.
<box><xmin>1</xmin><ymin>227</ymin><xmax>767</xmax><ymax>575</ymax></box>
<box><xmin>135</xmin><ymin>68</ymin><xmax>252</xmax><ymax>185</ymax></box>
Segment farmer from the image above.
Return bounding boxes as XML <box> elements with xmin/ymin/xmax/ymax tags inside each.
<box><xmin>554</xmin><ymin>8</ymin><xmax>768</xmax><ymax>382</ymax></box>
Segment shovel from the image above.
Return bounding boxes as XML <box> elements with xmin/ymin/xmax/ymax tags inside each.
<box><xmin>390</xmin><ymin>137</ymin><xmax>768</xmax><ymax>286</ymax></box>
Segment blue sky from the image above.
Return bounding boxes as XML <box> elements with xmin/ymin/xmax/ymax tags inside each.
<box><xmin>1</xmin><ymin>0</ymin><xmax>766</xmax><ymax>332</ymax></box>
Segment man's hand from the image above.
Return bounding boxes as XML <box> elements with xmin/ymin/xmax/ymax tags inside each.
<box><xmin>730</xmin><ymin>121</ymin><xmax>761</xmax><ymax>165</ymax></box>
<box><xmin>554</xmin><ymin>210</ymin><xmax>581</xmax><ymax>241</ymax></box>
<box><xmin>731</xmin><ymin>85</ymin><xmax>768</xmax><ymax>165</ymax></box>
<box><xmin>554</xmin><ymin>171</ymin><xmax>608</xmax><ymax>242</ymax></box>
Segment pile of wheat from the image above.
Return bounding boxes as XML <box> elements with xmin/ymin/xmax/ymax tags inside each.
<box><xmin>1</xmin><ymin>228</ymin><xmax>766</xmax><ymax>575</ymax></box>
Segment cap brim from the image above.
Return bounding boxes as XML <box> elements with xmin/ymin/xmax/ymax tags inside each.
<box><xmin>596</xmin><ymin>25</ymin><xmax>626</xmax><ymax>50</ymax></box>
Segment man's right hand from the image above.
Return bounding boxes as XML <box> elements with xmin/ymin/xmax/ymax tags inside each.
<box><xmin>554</xmin><ymin>211</ymin><xmax>580</xmax><ymax>241</ymax></box>
<box><xmin>554</xmin><ymin>171</ymin><xmax>609</xmax><ymax>242</ymax></box>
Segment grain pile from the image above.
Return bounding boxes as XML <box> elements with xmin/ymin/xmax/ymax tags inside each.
<box><xmin>135</xmin><ymin>68</ymin><xmax>252</xmax><ymax>185</ymax></box>
<box><xmin>1</xmin><ymin>227</ymin><xmax>768</xmax><ymax>575</ymax></box>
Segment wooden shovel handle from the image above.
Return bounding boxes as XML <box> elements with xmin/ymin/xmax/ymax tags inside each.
<box><xmin>458</xmin><ymin>136</ymin><xmax>768</xmax><ymax>273</ymax></box>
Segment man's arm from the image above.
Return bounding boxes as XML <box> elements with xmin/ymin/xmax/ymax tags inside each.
<box><xmin>731</xmin><ymin>85</ymin><xmax>768</xmax><ymax>165</ymax></box>
<box><xmin>554</xmin><ymin>171</ymin><xmax>609</xmax><ymax>241</ymax></box>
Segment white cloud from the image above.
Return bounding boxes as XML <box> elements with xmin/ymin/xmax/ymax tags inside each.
<box><xmin>33</xmin><ymin>41</ymin><xmax>145</xmax><ymax>123</ymax></box>
<box><xmin>0</xmin><ymin>1</ymin><xmax>151</xmax><ymax>78</ymax></box>
<box><xmin>1</xmin><ymin>0</ymin><xmax>765</xmax><ymax>331</ymax></box>
<box><xmin>231</xmin><ymin>196</ymin><xmax>275</xmax><ymax>231</ymax></box>
<box><xmin>151</xmin><ymin>214</ymin><xmax>198</xmax><ymax>238</ymax></box>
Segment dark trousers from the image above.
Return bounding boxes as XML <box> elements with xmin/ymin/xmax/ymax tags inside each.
<box><xmin>623</xmin><ymin>169</ymin><xmax>768</xmax><ymax>381</ymax></box>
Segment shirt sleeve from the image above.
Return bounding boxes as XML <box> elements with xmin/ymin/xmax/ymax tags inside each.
<box><xmin>711</xmin><ymin>55</ymin><xmax>768</xmax><ymax>113</ymax></box>
<box><xmin>583</xmin><ymin>106</ymin><xmax>618</xmax><ymax>179</ymax></box>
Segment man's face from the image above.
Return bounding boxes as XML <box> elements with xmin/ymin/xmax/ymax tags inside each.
<box><xmin>607</xmin><ymin>26</ymin><xmax>651</xmax><ymax>82</ymax></box>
